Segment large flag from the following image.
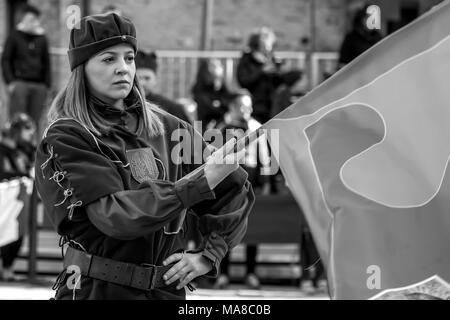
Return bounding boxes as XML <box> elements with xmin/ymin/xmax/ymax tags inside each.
<box><xmin>262</xmin><ymin>1</ymin><xmax>450</xmax><ymax>299</ymax></box>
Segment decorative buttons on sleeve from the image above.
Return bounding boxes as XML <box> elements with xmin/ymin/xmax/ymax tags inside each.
<box><xmin>42</xmin><ymin>143</ymin><xmax>83</xmax><ymax>221</ymax></box>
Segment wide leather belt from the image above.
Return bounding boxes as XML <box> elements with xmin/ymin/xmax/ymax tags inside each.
<box><xmin>63</xmin><ymin>246</ymin><xmax>173</xmax><ymax>291</ymax></box>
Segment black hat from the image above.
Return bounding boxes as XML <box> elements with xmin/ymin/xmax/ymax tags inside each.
<box><xmin>135</xmin><ymin>50</ymin><xmax>158</xmax><ymax>73</ymax></box>
<box><xmin>18</xmin><ymin>4</ymin><xmax>41</xmax><ymax>17</ymax></box>
<box><xmin>68</xmin><ymin>13</ymin><xmax>137</xmax><ymax>70</ymax></box>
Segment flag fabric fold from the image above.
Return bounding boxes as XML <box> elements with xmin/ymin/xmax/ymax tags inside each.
<box><xmin>262</xmin><ymin>1</ymin><xmax>450</xmax><ymax>299</ymax></box>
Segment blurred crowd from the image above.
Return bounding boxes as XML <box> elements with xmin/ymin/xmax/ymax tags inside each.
<box><xmin>0</xmin><ymin>3</ymin><xmax>382</xmax><ymax>290</ymax></box>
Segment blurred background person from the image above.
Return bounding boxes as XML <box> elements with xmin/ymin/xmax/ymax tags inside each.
<box><xmin>237</xmin><ymin>27</ymin><xmax>299</xmax><ymax>194</ymax></box>
<box><xmin>136</xmin><ymin>50</ymin><xmax>190</xmax><ymax>123</ymax></box>
<box><xmin>192</xmin><ymin>58</ymin><xmax>231</xmax><ymax>133</ymax></box>
<box><xmin>271</xmin><ymin>70</ymin><xmax>304</xmax><ymax>118</ymax></box>
<box><xmin>299</xmin><ymin>224</ymin><xmax>326</xmax><ymax>292</ymax></box>
<box><xmin>338</xmin><ymin>4</ymin><xmax>383</xmax><ymax>69</ymax></box>
<box><xmin>0</xmin><ymin>113</ymin><xmax>36</xmax><ymax>282</ymax></box>
<box><xmin>1</xmin><ymin>4</ymin><xmax>51</xmax><ymax>133</ymax></box>
<box><xmin>237</xmin><ymin>27</ymin><xmax>284</xmax><ymax>125</ymax></box>
<box><xmin>217</xmin><ymin>90</ymin><xmax>271</xmax><ymax>193</ymax></box>
<box><xmin>269</xmin><ymin>67</ymin><xmax>326</xmax><ymax>291</ymax></box>
<box><xmin>214</xmin><ymin>90</ymin><xmax>271</xmax><ymax>289</ymax></box>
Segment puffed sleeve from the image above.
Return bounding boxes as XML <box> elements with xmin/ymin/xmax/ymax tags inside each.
<box><xmin>85</xmin><ymin>169</ymin><xmax>215</xmax><ymax>240</ymax></box>
<box><xmin>35</xmin><ymin>119</ymin><xmax>215</xmax><ymax>235</ymax></box>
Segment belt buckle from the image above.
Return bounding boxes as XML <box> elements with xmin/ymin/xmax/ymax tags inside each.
<box><xmin>141</xmin><ymin>263</ymin><xmax>157</xmax><ymax>291</ymax></box>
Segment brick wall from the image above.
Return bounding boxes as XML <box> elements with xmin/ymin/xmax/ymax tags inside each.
<box><xmin>43</xmin><ymin>0</ymin><xmax>444</xmax><ymax>52</ymax></box>
<box><xmin>0</xmin><ymin>0</ymin><xmax>444</xmax><ymax>125</ymax></box>
<box><xmin>87</xmin><ymin>0</ymin><xmax>349</xmax><ymax>52</ymax></box>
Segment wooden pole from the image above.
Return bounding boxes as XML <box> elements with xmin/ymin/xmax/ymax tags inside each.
<box><xmin>200</xmin><ymin>0</ymin><xmax>214</xmax><ymax>50</ymax></box>
<box><xmin>310</xmin><ymin>0</ymin><xmax>316</xmax><ymax>53</ymax></box>
<box><xmin>6</xmin><ymin>0</ymin><xmax>27</xmax><ymax>35</ymax></box>
<box><xmin>307</xmin><ymin>0</ymin><xmax>316</xmax><ymax>90</ymax></box>
<box><xmin>82</xmin><ymin>0</ymin><xmax>90</xmax><ymax>17</ymax></box>
<box><xmin>27</xmin><ymin>184</ymin><xmax>38</xmax><ymax>281</ymax></box>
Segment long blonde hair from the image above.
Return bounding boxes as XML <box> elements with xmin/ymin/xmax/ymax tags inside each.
<box><xmin>48</xmin><ymin>65</ymin><xmax>164</xmax><ymax>137</ymax></box>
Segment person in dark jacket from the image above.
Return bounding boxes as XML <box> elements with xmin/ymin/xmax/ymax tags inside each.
<box><xmin>237</xmin><ymin>27</ymin><xmax>284</xmax><ymax>124</ymax></box>
<box><xmin>1</xmin><ymin>4</ymin><xmax>51</xmax><ymax>130</ymax></box>
<box><xmin>271</xmin><ymin>70</ymin><xmax>304</xmax><ymax>118</ymax></box>
<box><xmin>135</xmin><ymin>50</ymin><xmax>190</xmax><ymax>123</ymax></box>
<box><xmin>0</xmin><ymin>113</ymin><xmax>36</xmax><ymax>282</ymax></box>
<box><xmin>214</xmin><ymin>91</ymin><xmax>271</xmax><ymax>290</ymax></box>
<box><xmin>192</xmin><ymin>58</ymin><xmax>231</xmax><ymax>132</ymax></box>
<box><xmin>338</xmin><ymin>5</ymin><xmax>383</xmax><ymax>68</ymax></box>
<box><xmin>35</xmin><ymin>13</ymin><xmax>254</xmax><ymax>300</ymax></box>
<box><xmin>0</xmin><ymin>113</ymin><xmax>36</xmax><ymax>180</ymax></box>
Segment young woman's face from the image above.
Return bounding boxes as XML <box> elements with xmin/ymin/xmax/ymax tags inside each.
<box><xmin>20</xmin><ymin>125</ymin><xmax>35</xmax><ymax>143</ymax></box>
<box><xmin>85</xmin><ymin>43</ymin><xmax>136</xmax><ymax>106</ymax></box>
<box><xmin>260</xmin><ymin>35</ymin><xmax>275</xmax><ymax>53</ymax></box>
<box><xmin>21</xmin><ymin>12</ymin><xmax>41</xmax><ymax>31</ymax></box>
<box><xmin>208</xmin><ymin>59</ymin><xmax>224</xmax><ymax>86</ymax></box>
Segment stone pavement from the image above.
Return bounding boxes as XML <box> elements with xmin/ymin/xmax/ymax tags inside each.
<box><xmin>0</xmin><ymin>277</ymin><xmax>329</xmax><ymax>300</ymax></box>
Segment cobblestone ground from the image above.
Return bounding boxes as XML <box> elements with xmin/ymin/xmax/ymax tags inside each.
<box><xmin>2</xmin><ymin>231</ymin><xmax>330</xmax><ymax>300</ymax></box>
<box><xmin>0</xmin><ymin>277</ymin><xmax>329</xmax><ymax>300</ymax></box>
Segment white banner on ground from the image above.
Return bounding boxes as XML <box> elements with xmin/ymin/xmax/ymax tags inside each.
<box><xmin>0</xmin><ymin>179</ymin><xmax>28</xmax><ymax>247</ymax></box>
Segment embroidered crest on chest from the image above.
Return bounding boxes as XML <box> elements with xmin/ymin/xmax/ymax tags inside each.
<box><xmin>126</xmin><ymin>148</ymin><xmax>161</xmax><ymax>183</ymax></box>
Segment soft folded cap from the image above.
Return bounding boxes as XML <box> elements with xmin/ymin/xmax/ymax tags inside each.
<box><xmin>67</xmin><ymin>13</ymin><xmax>137</xmax><ymax>70</ymax></box>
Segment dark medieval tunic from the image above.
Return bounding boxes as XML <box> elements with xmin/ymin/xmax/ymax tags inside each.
<box><xmin>35</xmin><ymin>97</ymin><xmax>254</xmax><ymax>299</ymax></box>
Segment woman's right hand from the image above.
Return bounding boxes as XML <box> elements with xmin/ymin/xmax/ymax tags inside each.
<box><xmin>204</xmin><ymin>137</ymin><xmax>246</xmax><ymax>190</ymax></box>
